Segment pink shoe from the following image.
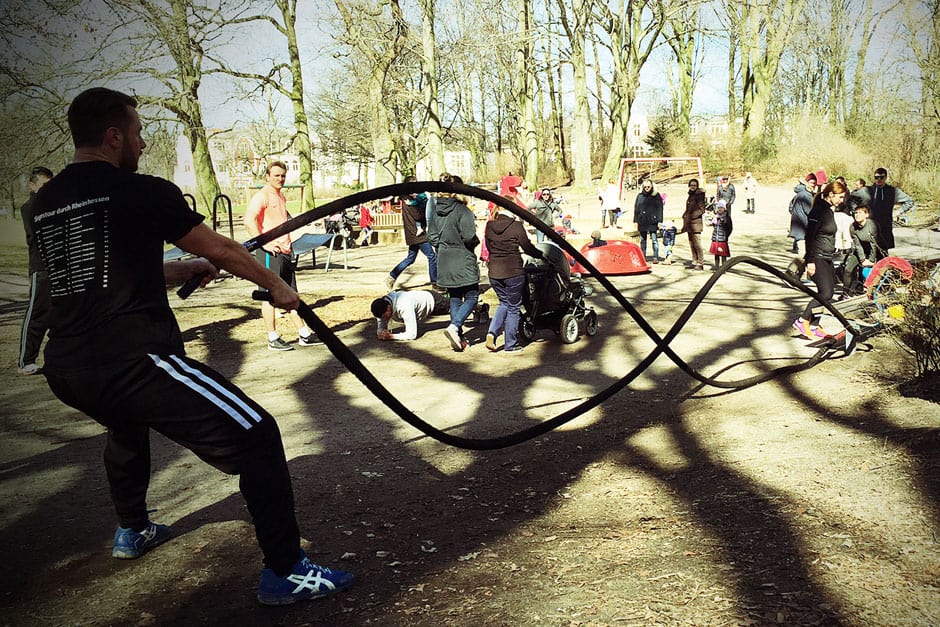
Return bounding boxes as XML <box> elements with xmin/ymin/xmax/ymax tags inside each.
<box><xmin>792</xmin><ymin>318</ymin><xmax>828</xmax><ymax>339</ymax></box>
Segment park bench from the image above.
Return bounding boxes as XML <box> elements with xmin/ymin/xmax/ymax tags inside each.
<box><xmin>372</xmin><ymin>212</ymin><xmax>403</xmax><ymax>231</ymax></box>
<box><xmin>292</xmin><ymin>232</ymin><xmax>347</xmax><ymax>271</ymax></box>
<box><xmin>164</xmin><ymin>231</ymin><xmax>348</xmax><ymax>274</ymax></box>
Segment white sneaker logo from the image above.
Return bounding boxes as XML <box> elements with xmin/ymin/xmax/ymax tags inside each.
<box><xmin>288</xmin><ymin>569</ymin><xmax>335</xmax><ymax>594</ymax></box>
<box><xmin>139</xmin><ymin>527</ymin><xmax>157</xmax><ymax>542</ymax></box>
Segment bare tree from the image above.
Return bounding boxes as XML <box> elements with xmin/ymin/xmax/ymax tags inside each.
<box><xmin>596</xmin><ymin>0</ymin><xmax>669</xmax><ymax>181</ymax></box>
<box><xmin>543</xmin><ymin>12</ymin><xmax>571</xmax><ymax>181</ymax></box>
<box><xmin>333</xmin><ymin>0</ymin><xmax>408</xmax><ymax>186</ymax></box>
<box><xmin>419</xmin><ymin>0</ymin><xmax>446</xmax><ymax>178</ymax></box>
<box><xmin>664</xmin><ymin>0</ymin><xmax>706</xmax><ymax>138</ymax></box>
<box><xmin>514</xmin><ymin>0</ymin><xmax>539</xmax><ymax>184</ymax></box>
<box><xmin>201</xmin><ymin>0</ymin><xmax>320</xmax><ymax>211</ymax></box>
<box><xmin>902</xmin><ymin>0</ymin><xmax>940</xmax><ymax>130</ymax></box>
<box><xmin>99</xmin><ymin>0</ymin><xmax>229</xmax><ymax>212</ymax></box>
<box><xmin>0</xmin><ymin>3</ymin><xmax>128</xmax><ymax>208</ymax></box>
<box><xmin>556</xmin><ymin>0</ymin><xmax>595</xmax><ymax>188</ymax></box>
<box><xmin>733</xmin><ymin>0</ymin><xmax>810</xmax><ymax>151</ymax></box>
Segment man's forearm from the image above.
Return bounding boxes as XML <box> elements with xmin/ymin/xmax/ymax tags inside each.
<box><xmin>176</xmin><ymin>224</ymin><xmax>282</xmax><ymax>291</ymax></box>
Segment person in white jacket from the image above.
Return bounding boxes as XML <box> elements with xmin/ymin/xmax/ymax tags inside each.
<box><xmin>743</xmin><ymin>172</ymin><xmax>758</xmax><ymax>214</ymax></box>
<box><xmin>598</xmin><ymin>179</ymin><xmax>622</xmax><ymax>228</ymax></box>
<box><xmin>372</xmin><ymin>289</ymin><xmax>450</xmax><ymax>341</ymax></box>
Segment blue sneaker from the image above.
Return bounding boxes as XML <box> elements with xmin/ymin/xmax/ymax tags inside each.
<box><xmin>257</xmin><ymin>552</ymin><xmax>355</xmax><ymax>605</ymax></box>
<box><xmin>112</xmin><ymin>522</ymin><xmax>172</xmax><ymax>559</ymax></box>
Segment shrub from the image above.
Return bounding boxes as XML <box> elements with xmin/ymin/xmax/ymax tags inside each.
<box><xmin>883</xmin><ymin>261</ymin><xmax>940</xmax><ymax>379</ymax></box>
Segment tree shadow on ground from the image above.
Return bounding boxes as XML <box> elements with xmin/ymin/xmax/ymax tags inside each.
<box><xmin>3</xmin><ymin>244</ymin><xmax>937</xmax><ymax>625</ymax></box>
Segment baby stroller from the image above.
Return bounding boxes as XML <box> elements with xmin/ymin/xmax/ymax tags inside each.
<box><xmin>324</xmin><ymin>207</ymin><xmax>359</xmax><ymax>247</ymax></box>
<box><xmin>519</xmin><ymin>243</ymin><xmax>597</xmax><ymax>344</ymax></box>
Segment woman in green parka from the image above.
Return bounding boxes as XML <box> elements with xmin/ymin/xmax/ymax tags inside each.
<box><xmin>428</xmin><ymin>173</ymin><xmax>480</xmax><ymax>351</ymax></box>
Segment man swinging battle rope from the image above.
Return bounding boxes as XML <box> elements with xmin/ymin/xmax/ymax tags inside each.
<box><xmin>29</xmin><ymin>87</ymin><xmax>354</xmax><ymax>605</ymax></box>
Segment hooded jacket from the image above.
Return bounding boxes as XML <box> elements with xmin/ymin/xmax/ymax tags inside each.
<box><xmin>633</xmin><ymin>187</ymin><xmax>664</xmax><ymax>231</ymax></box>
<box><xmin>428</xmin><ymin>195</ymin><xmax>480</xmax><ymax>288</ymax></box>
<box><xmin>484</xmin><ymin>213</ymin><xmax>543</xmax><ymax>280</ymax></box>
<box><xmin>788</xmin><ymin>181</ymin><xmax>814</xmax><ymax>240</ymax></box>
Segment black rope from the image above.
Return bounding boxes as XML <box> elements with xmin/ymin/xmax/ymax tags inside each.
<box><xmin>243</xmin><ymin>182</ymin><xmax>859</xmax><ymax>451</ymax></box>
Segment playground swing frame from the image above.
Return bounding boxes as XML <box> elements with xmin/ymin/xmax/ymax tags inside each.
<box><xmin>617</xmin><ymin>157</ymin><xmax>704</xmax><ymax>201</ymax></box>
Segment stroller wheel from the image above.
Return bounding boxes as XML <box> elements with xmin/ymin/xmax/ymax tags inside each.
<box><xmin>584</xmin><ymin>311</ymin><xmax>598</xmax><ymax>336</ymax></box>
<box><xmin>561</xmin><ymin>314</ymin><xmax>580</xmax><ymax>344</ymax></box>
<box><xmin>520</xmin><ymin>317</ymin><xmax>536</xmax><ymax>341</ymax></box>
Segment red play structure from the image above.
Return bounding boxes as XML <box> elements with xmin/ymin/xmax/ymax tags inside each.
<box><xmin>569</xmin><ymin>240</ymin><xmax>651</xmax><ymax>275</ymax></box>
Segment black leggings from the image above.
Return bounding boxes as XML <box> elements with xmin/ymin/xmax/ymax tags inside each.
<box><xmin>802</xmin><ymin>258</ymin><xmax>835</xmax><ymax>320</ymax></box>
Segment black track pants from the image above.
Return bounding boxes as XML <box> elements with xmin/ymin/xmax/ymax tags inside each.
<box><xmin>45</xmin><ymin>353</ymin><xmax>301</xmax><ymax>573</ymax></box>
<box><xmin>19</xmin><ymin>271</ymin><xmax>50</xmax><ymax>368</ymax></box>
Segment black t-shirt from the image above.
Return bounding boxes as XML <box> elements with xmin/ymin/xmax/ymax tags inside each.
<box><xmin>30</xmin><ymin>161</ymin><xmax>204</xmax><ymax>372</ymax></box>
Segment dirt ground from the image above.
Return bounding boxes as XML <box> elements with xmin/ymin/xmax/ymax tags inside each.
<box><xmin>0</xmin><ymin>183</ymin><xmax>938</xmax><ymax>626</ymax></box>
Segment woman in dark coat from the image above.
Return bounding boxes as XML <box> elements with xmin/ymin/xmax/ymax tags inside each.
<box><xmin>633</xmin><ymin>178</ymin><xmax>664</xmax><ymax>263</ymax></box>
<box><xmin>788</xmin><ymin>174</ymin><xmax>817</xmax><ymax>254</ymax></box>
<box><xmin>792</xmin><ymin>180</ymin><xmax>847</xmax><ymax>339</ymax></box>
<box><xmin>483</xmin><ymin>203</ymin><xmax>544</xmax><ymax>353</ymax></box>
<box><xmin>680</xmin><ymin>178</ymin><xmax>706</xmax><ymax>270</ymax></box>
<box><xmin>428</xmin><ymin>174</ymin><xmax>480</xmax><ymax>351</ymax></box>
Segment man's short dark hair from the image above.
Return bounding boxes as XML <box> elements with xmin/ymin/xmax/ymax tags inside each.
<box><xmin>29</xmin><ymin>167</ymin><xmax>54</xmax><ymax>183</ymax></box>
<box><xmin>874</xmin><ymin>167</ymin><xmax>888</xmax><ymax>177</ymax></box>
<box><xmin>370</xmin><ymin>297</ymin><xmax>391</xmax><ymax>318</ymax></box>
<box><xmin>68</xmin><ymin>87</ymin><xmax>138</xmax><ymax>149</ymax></box>
<box><xmin>266</xmin><ymin>161</ymin><xmax>287</xmax><ymax>175</ymax></box>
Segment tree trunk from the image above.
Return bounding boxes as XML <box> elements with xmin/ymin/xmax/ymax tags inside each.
<box><xmin>419</xmin><ymin>0</ymin><xmax>445</xmax><ymax>178</ymax></box>
<box><xmin>368</xmin><ymin>72</ymin><xmax>397</xmax><ymax>186</ymax></box>
<box><xmin>557</xmin><ymin>0</ymin><xmax>594</xmax><ymax>189</ymax></box>
<box><xmin>275</xmin><ymin>0</ymin><xmax>315</xmax><ymax>211</ymax></box>
<box><xmin>598</xmin><ymin>0</ymin><xmax>666</xmax><ymax>181</ymax></box>
<box><xmin>846</xmin><ymin>0</ymin><xmax>877</xmax><ymax>135</ymax></box>
<box><xmin>739</xmin><ymin>0</ymin><xmax>809</xmax><ymax>143</ymax></box>
<box><xmin>165</xmin><ymin>0</ymin><xmax>220</xmax><ymax>212</ymax></box>
<box><xmin>727</xmin><ymin>23</ymin><xmax>737</xmax><ymax>121</ymax></box>
<box><xmin>515</xmin><ymin>0</ymin><xmax>538</xmax><ymax>185</ymax></box>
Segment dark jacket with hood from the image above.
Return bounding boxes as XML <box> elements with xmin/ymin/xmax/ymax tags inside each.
<box><xmin>428</xmin><ymin>195</ymin><xmax>479</xmax><ymax>288</ymax></box>
<box><xmin>484</xmin><ymin>213</ymin><xmax>543</xmax><ymax>280</ymax></box>
<box><xmin>788</xmin><ymin>181</ymin><xmax>814</xmax><ymax>240</ymax></box>
<box><xmin>681</xmin><ymin>188</ymin><xmax>706</xmax><ymax>234</ymax></box>
<box><xmin>633</xmin><ymin>188</ymin><xmax>664</xmax><ymax>231</ymax></box>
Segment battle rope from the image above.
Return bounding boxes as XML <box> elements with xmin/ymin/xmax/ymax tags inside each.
<box><xmin>192</xmin><ymin>182</ymin><xmax>862</xmax><ymax>450</ymax></box>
